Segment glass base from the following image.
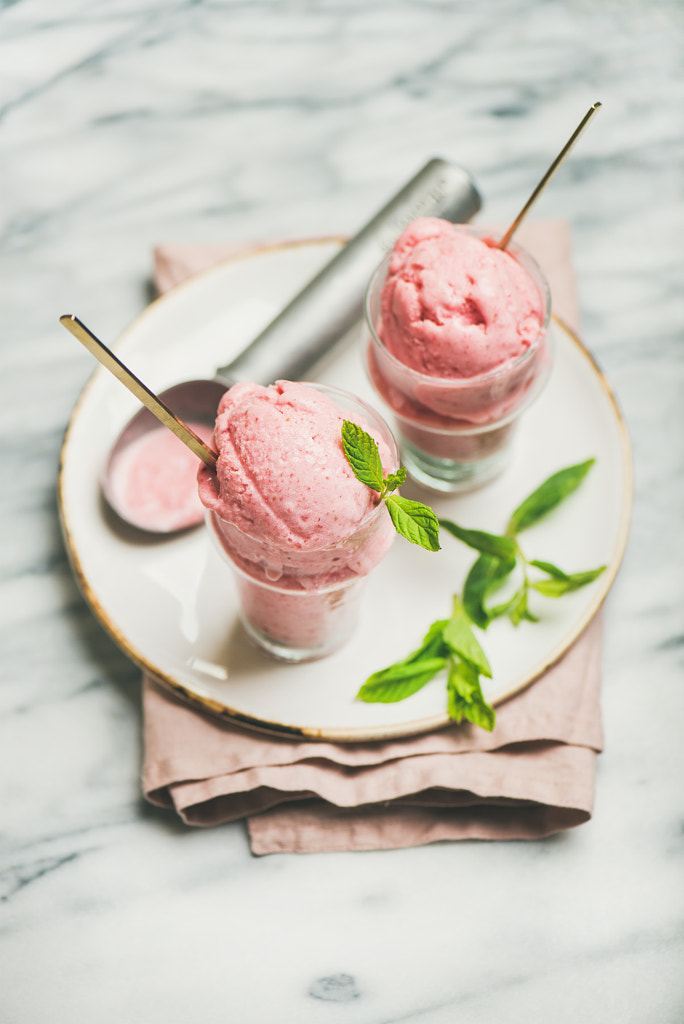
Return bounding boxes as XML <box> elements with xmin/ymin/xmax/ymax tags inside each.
<box><xmin>401</xmin><ymin>439</ymin><xmax>510</xmax><ymax>494</ymax></box>
<box><xmin>239</xmin><ymin>613</ymin><xmax>354</xmax><ymax>664</ymax></box>
<box><xmin>233</xmin><ymin>571</ymin><xmax>367</xmax><ymax>664</ymax></box>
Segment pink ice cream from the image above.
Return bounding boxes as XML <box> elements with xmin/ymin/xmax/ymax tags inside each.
<box><xmin>366</xmin><ymin>218</ymin><xmax>552</xmax><ymax>491</ymax></box>
<box><xmin>379</xmin><ymin>217</ymin><xmax>545</xmax><ymax>378</ymax></box>
<box><xmin>198</xmin><ymin>381</ymin><xmax>398</xmax><ymax>658</ymax></box>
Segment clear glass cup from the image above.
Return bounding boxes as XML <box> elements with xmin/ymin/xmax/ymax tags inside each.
<box><xmin>364</xmin><ymin>227</ymin><xmax>553</xmax><ymax>493</ymax></box>
<box><xmin>204</xmin><ymin>384</ymin><xmax>399</xmax><ymax>663</ymax></box>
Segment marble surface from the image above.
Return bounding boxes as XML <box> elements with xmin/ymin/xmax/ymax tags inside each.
<box><xmin>1</xmin><ymin>1</ymin><xmax>683</xmax><ymax>1021</ymax></box>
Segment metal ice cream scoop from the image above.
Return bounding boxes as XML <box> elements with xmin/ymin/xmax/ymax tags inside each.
<box><xmin>64</xmin><ymin>158</ymin><xmax>481</xmax><ymax>534</ymax></box>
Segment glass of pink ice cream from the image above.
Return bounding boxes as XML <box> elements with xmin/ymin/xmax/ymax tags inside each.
<box><xmin>198</xmin><ymin>381</ymin><xmax>399</xmax><ymax>662</ymax></box>
<box><xmin>364</xmin><ymin>218</ymin><xmax>552</xmax><ymax>492</ymax></box>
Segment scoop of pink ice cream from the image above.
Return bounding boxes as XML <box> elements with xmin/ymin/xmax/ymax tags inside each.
<box><xmin>198</xmin><ymin>381</ymin><xmax>396</xmax><ymax>584</ymax></box>
<box><xmin>379</xmin><ymin>217</ymin><xmax>545</xmax><ymax>378</ymax></box>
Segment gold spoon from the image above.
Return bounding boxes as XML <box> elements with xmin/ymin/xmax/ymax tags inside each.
<box><xmin>498</xmin><ymin>101</ymin><xmax>602</xmax><ymax>250</ymax></box>
<box><xmin>60</xmin><ymin>314</ymin><xmax>218</xmax><ymax>471</ymax></box>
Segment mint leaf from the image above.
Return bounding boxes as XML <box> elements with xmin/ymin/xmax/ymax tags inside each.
<box><xmin>507</xmin><ymin>586</ymin><xmax>539</xmax><ymax>626</ymax></box>
<box><xmin>341</xmin><ymin>420</ymin><xmax>384</xmax><ymax>493</ymax></box>
<box><xmin>356</xmin><ymin>620</ymin><xmax>450</xmax><ymax>704</ymax></box>
<box><xmin>345</xmin><ymin>448</ymin><xmax>601</xmax><ymax>733</ymax></box>
<box><xmin>385</xmin><ymin>495</ymin><xmax>441</xmax><ymax>551</ymax></box>
<box><xmin>382</xmin><ymin>467</ymin><xmax>408</xmax><ymax>494</ymax></box>
<box><xmin>404</xmin><ymin>619</ymin><xmax>450</xmax><ymax>662</ymax></box>
<box><xmin>528</xmin><ymin>559</ymin><xmax>569</xmax><ymax>579</ymax></box>
<box><xmin>340</xmin><ymin>424</ymin><xmax>439</xmax><ymax>550</ymax></box>
<box><xmin>531</xmin><ymin>565</ymin><xmax>606</xmax><ymax>597</ymax></box>
<box><xmin>463</xmin><ymin>553</ymin><xmax>518</xmax><ymax>629</ymax></box>
<box><xmin>439</xmin><ymin>519</ymin><xmax>518</xmax><ymax>561</ymax></box>
<box><xmin>357</xmin><ymin>657</ymin><xmax>447</xmax><ymax>703</ymax></box>
<box><xmin>507</xmin><ymin>459</ymin><xmax>596</xmax><ymax>535</ymax></box>
<box><xmin>486</xmin><ymin>594</ymin><xmax>520</xmax><ymax>621</ymax></box>
<box><xmin>443</xmin><ymin>595</ymin><xmax>492</xmax><ymax>678</ymax></box>
<box><xmin>446</xmin><ymin>658</ymin><xmax>495</xmax><ymax>731</ymax></box>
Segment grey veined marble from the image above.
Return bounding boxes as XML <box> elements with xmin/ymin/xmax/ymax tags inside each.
<box><xmin>1</xmin><ymin>1</ymin><xmax>683</xmax><ymax>1022</ymax></box>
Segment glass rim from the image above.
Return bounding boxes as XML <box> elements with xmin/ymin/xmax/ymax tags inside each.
<box><xmin>365</xmin><ymin>224</ymin><xmax>552</xmax><ymax>390</ymax></box>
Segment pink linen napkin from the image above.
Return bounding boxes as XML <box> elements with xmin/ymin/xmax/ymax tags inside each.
<box><xmin>142</xmin><ymin>220</ymin><xmax>605</xmax><ymax>854</ymax></box>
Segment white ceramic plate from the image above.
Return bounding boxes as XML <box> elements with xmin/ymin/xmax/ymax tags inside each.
<box><xmin>59</xmin><ymin>239</ymin><xmax>632</xmax><ymax>741</ymax></box>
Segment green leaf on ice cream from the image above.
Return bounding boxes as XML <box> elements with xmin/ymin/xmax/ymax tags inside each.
<box><xmin>385</xmin><ymin>495</ymin><xmax>441</xmax><ymax>551</ymax></box>
<box><xmin>340</xmin><ymin>420</ymin><xmax>385</xmax><ymax>493</ymax></box>
<box><xmin>382</xmin><ymin>467</ymin><xmax>408</xmax><ymax>493</ymax></box>
<box><xmin>341</xmin><ymin>420</ymin><xmax>440</xmax><ymax>551</ymax></box>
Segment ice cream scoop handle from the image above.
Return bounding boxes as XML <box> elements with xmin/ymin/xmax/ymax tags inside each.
<box><xmin>217</xmin><ymin>158</ymin><xmax>481</xmax><ymax>386</ymax></box>
<box><xmin>59</xmin><ymin>314</ymin><xmax>218</xmax><ymax>470</ymax></box>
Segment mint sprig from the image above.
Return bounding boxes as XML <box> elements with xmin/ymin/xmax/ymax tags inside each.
<box><xmin>441</xmin><ymin>459</ymin><xmax>606</xmax><ymax>630</ymax></box>
<box><xmin>356</xmin><ymin>600</ymin><xmax>496</xmax><ymax>731</ymax></box>
<box><xmin>341</xmin><ymin>420</ymin><xmax>439</xmax><ymax>551</ymax></box>
<box><xmin>355</xmin><ymin>458</ymin><xmax>604</xmax><ymax>730</ymax></box>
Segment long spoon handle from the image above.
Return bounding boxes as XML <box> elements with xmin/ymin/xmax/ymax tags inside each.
<box><xmin>498</xmin><ymin>101</ymin><xmax>602</xmax><ymax>250</ymax></box>
<box><xmin>60</xmin><ymin>314</ymin><xmax>218</xmax><ymax>471</ymax></box>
